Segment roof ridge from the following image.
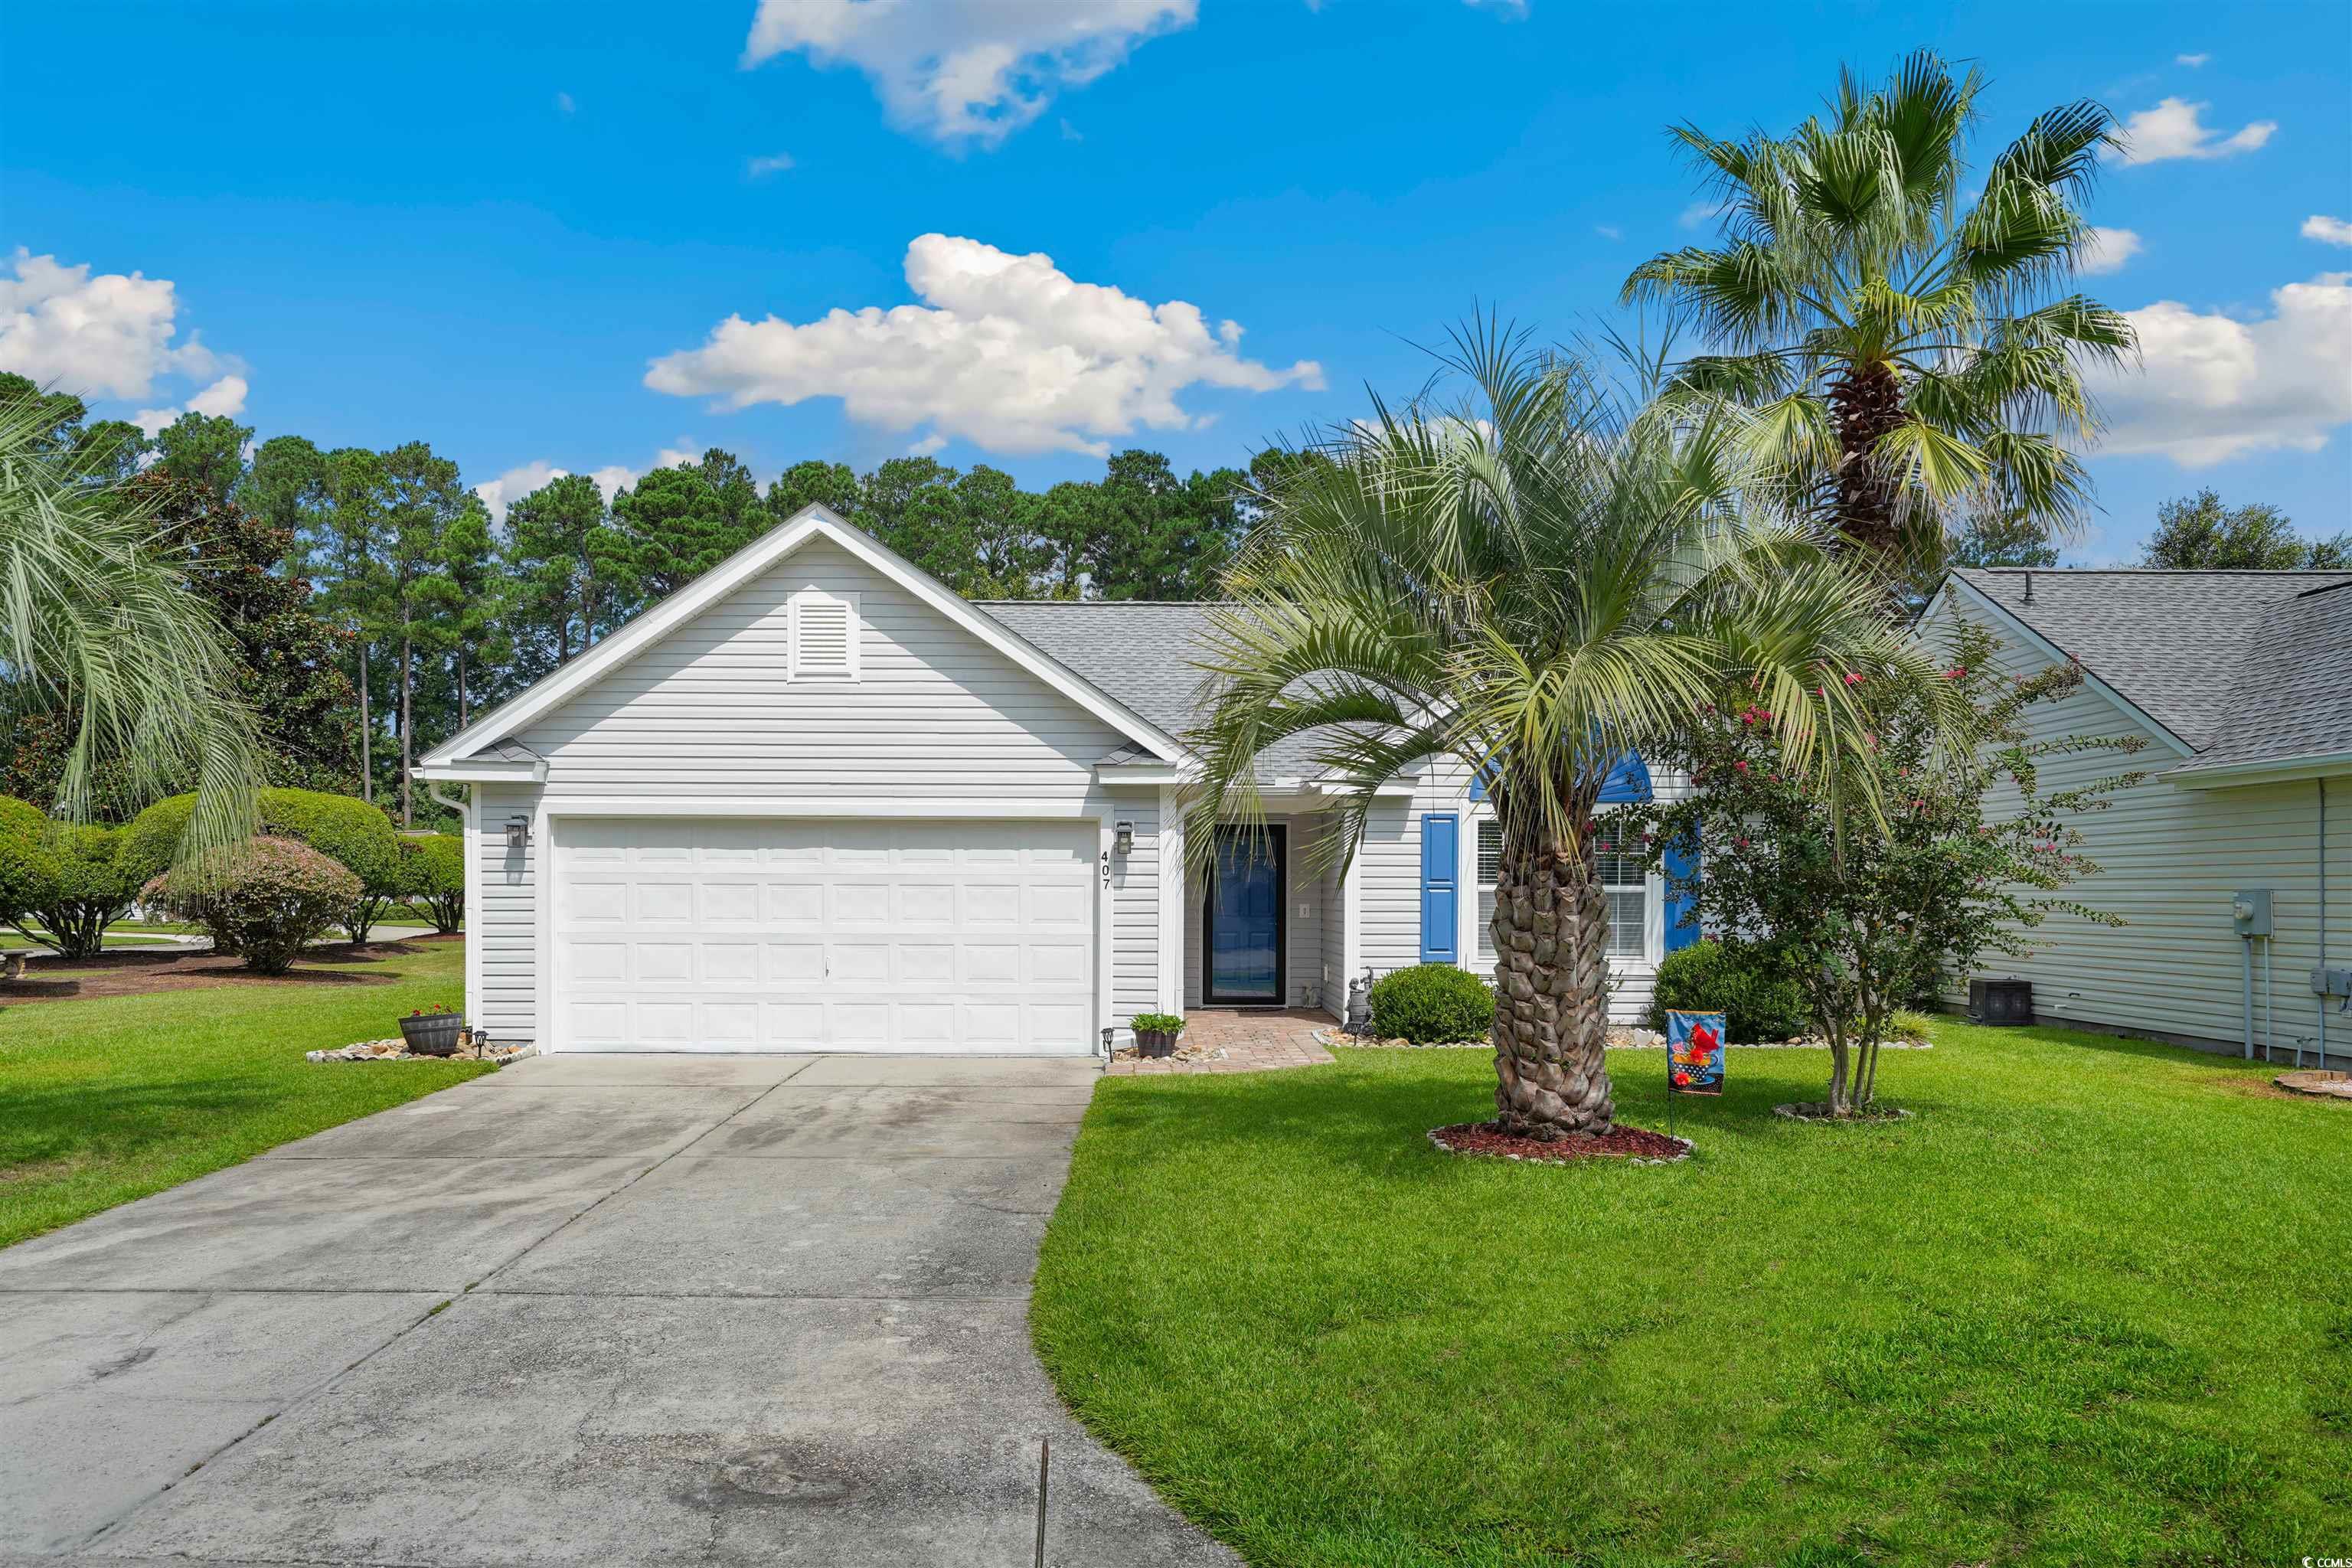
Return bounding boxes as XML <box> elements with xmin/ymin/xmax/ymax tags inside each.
<box><xmin>972</xmin><ymin>598</ymin><xmax>1223</xmax><ymax>606</ymax></box>
<box><xmin>1962</xmin><ymin>567</ymin><xmax>2350</xmax><ymax>577</ymax></box>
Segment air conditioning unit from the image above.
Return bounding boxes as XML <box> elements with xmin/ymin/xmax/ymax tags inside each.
<box><xmin>1968</xmin><ymin>978</ymin><xmax>2034</xmax><ymax>1027</ymax></box>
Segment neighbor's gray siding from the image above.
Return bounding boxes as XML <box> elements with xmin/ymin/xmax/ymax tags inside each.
<box><xmin>1929</xmin><ymin>593</ymin><xmax>2350</xmax><ymax>1063</ymax></box>
<box><xmin>469</xmin><ymin>536</ymin><xmax>1155</xmax><ymax>1046</ymax></box>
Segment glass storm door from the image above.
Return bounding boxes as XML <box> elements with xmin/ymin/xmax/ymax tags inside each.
<box><xmin>1206</xmin><ymin>827</ymin><xmax>1284</xmax><ymax>1004</ymax></box>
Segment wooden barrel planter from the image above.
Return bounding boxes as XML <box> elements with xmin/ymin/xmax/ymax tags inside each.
<box><xmin>397</xmin><ymin>1012</ymin><xmax>466</xmax><ymax>1057</ymax></box>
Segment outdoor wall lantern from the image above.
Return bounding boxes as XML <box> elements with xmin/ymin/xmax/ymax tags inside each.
<box><xmin>1113</xmin><ymin>820</ymin><xmax>1134</xmax><ymax>856</ymax></box>
<box><xmin>505</xmin><ymin>815</ymin><xmax>531</xmax><ymax>851</ymax></box>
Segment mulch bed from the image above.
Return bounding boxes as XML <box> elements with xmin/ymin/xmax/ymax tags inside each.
<box><xmin>0</xmin><ymin>935</ymin><xmax>456</xmax><ymax>1004</ymax></box>
<box><xmin>1429</xmin><ymin>1121</ymin><xmax>1691</xmax><ymax>1165</ymax></box>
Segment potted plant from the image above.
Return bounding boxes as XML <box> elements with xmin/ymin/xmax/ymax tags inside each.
<box><xmin>398</xmin><ymin>1002</ymin><xmax>465</xmax><ymax>1057</ymax></box>
<box><xmin>1130</xmin><ymin>1012</ymin><xmax>1185</xmax><ymax>1059</ymax></box>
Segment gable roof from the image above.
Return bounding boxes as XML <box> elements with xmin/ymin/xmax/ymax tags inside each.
<box><xmin>1942</xmin><ymin>567</ymin><xmax>2352</xmax><ymax>776</ymax></box>
<box><xmin>419</xmin><ymin>507</ymin><xmax>1190</xmax><ymax>770</ymax></box>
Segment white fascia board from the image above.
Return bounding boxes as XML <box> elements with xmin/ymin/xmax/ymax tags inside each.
<box><xmin>1310</xmin><ymin>778</ymin><xmax>1418</xmax><ymax>800</ymax></box>
<box><xmin>1937</xmin><ymin>575</ymin><xmax>2198</xmax><ymax>760</ymax></box>
<box><xmin>415</xmin><ymin>760</ymin><xmax>547</xmax><ymax>784</ymax></box>
<box><xmin>1097</xmin><ymin>762</ymin><xmax>1184</xmax><ymax>786</ymax></box>
<box><xmin>2166</xmin><ymin>748</ymin><xmax>2352</xmax><ymax>789</ymax></box>
<box><xmin>421</xmin><ymin>506</ymin><xmax>1190</xmax><ymax>768</ymax></box>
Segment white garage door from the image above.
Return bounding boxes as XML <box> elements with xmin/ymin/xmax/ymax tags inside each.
<box><xmin>553</xmin><ymin>818</ymin><xmax>1097</xmax><ymax>1054</ymax></box>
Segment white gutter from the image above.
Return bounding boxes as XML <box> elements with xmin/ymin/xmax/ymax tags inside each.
<box><xmin>2167</xmin><ymin>748</ymin><xmax>2352</xmax><ymax>790</ymax></box>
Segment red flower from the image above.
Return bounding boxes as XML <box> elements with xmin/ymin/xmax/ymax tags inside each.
<box><xmin>1672</xmin><ymin>1070</ymin><xmax>1691</xmax><ymax>1087</ymax></box>
<box><xmin>1736</xmin><ymin>836</ymin><xmax>1750</xmax><ymax>849</ymax></box>
<box><xmin>1733</xmin><ymin>760</ymin><xmax>1748</xmax><ymax>773</ymax></box>
<box><xmin>1844</xmin><ymin>672</ymin><xmax>1864</xmax><ymax>686</ymax></box>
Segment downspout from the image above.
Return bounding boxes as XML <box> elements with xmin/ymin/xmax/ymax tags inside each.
<box><xmin>2321</xmin><ymin>778</ymin><xmax>2331</xmax><ymax>1070</ymax></box>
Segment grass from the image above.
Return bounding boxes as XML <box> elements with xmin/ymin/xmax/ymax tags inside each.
<box><xmin>0</xmin><ymin>938</ymin><xmax>485</xmax><ymax>1248</ymax></box>
<box><xmin>1034</xmin><ymin>1023</ymin><xmax>2350</xmax><ymax>1567</ymax></box>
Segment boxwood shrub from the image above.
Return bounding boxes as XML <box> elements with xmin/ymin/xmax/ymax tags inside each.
<box><xmin>1368</xmin><ymin>962</ymin><xmax>1494</xmax><ymax>1044</ymax></box>
<box><xmin>400</xmin><ymin>834</ymin><xmax>465</xmax><ymax>933</ymax></box>
<box><xmin>26</xmin><ymin>823</ymin><xmax>141</xmax><ymax>958</ymax></box>
<box><xmin>1644</xmin><ymin>937</ymin><xmax>1811</xmax><ymax>1044</ymax></box>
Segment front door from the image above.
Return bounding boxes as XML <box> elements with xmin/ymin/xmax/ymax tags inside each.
<box><xmin>1204</xmin><ymin>826</ymin><xmax>1285</xmax><ymax>1005</ymax></box>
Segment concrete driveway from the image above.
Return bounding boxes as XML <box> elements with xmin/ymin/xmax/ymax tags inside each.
<box><xmin>0</xmin><ymin>1054</ymin><xmax>1235</xmax><ymax>1567</ymax></box>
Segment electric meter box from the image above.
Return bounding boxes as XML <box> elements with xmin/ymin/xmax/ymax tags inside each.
<box><xmin>2230</xmin><ymin>890</ymin><xmax>2272</xmax><ymax>937</ymax></box>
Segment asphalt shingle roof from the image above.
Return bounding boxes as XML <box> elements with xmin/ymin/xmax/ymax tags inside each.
<box><xmin>1951</xmin><ymin>567</ymin><xmax>2352</xmax><ymax>767</ymax></box>
<box><xmin>973</xmin><ymin>600</ymin><xmax>1334</xmax><ymax>776</ymax></box>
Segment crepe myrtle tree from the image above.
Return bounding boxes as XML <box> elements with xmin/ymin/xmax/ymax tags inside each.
<box><xmin>1642</xmin><ymin>619</ymin><xmax>2146</xmax><ymax>1115</ymax></box>
<box><xmin>1184</xmin><ymin>324</ymin><xmax>1961</xmax><ymax>1141</ymax></box>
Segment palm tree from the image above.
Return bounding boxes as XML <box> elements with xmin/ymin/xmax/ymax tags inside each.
<box><xmin>1622</xmin><ymin>51</ymin><xmax>2136</xmax><ymax>568</ymax></box>
<box><xmin>0</xmin><ymin>388</ymin><xmax>262</xmax><ymax>857</ymax></box>
<box><xmin>1185</xmin><ymin>328</ymin><xmax>1960</xmax><ymax>1141</ymax></box>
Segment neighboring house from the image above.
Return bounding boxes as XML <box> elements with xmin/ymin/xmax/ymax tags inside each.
<box><xmin>416</xmin><ymin>506</ymin><xmax>1695</xmax><ymax>1056</ymax></box>
<box><xmin>1922</xmin><ymin>568</ymin><xmax>2351</xmax><ymax>1069</ymax></box>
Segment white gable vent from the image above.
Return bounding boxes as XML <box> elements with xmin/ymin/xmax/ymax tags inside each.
<box><xmin>787</xmin><ymin>590</ymin><xmax>860</xmax><ymax>681</ymax></box>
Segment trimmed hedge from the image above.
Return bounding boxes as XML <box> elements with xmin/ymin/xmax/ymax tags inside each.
<box><xmin>124</xmin><ymin>788</ymin><xmax>401</xmax><ymax>940</ymax></box>
<box><xmin>400</xmin><ymin>834</ymin><xmax>465</xmax><ymax>933</ymax></box>
<box><xmin>1643</xmin><ymin>938</ymin><xmax>1811</xmax><ymax>1044</ymax></box>
<box><xmin>0</xmin><ymin>795</ymin><xmax>58</xmax><ymax>925</ymax></box>
<box><xmin>142</xmin><ymin>836</ymin><xmax>361</xmax><ymax>974</ymax></box>
<box><xmin>1369</xmin><ymin>963</ymin><xmax>1495</xmax><ymax>1044</ymax></box>
<box><xmin>28</xmin><ymin>824</ymin><xmax>141</xmax><ymax>958</ymax></box>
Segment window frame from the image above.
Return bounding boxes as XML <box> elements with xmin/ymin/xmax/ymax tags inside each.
<box><xmin>1467</xmin><ymin>805</ymin><xmax>1660</xmax><ymax>969</ymax></box>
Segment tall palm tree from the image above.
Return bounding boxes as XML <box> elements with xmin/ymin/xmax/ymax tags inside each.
<box><xmin>1622</xmin><ymin>51</ymin><xmax>2136</xmax><ymax>568</ymax></box>
<box><xmin>0</xmin><ymin>389</ymin><xmax>262</xmax><ymax>857</ymax></box>
<box><xmin>1185</xmin><ymin>328</ymin><xmax>1961</xmax><ymax>1141</ymax></box>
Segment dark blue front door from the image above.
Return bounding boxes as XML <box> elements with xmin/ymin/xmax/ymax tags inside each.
<box><xmin>1206</xmin><ymin>827</ymin><xmax>1285</xmax><ymax>1004</ymax></box>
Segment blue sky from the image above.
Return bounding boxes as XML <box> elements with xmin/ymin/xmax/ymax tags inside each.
<box><xmin>4</xmin><ymin>0</ymin><xmax>2347</xmax><ymax>560</ymax></box>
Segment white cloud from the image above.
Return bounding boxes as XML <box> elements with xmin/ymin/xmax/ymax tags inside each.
<box><xmin>2113</xmin><ymin>96</ymin><xmax>2275</xmax><ymax>165</ymax></box>
<box><xmin>746</xmin><ymin>152</ymin><xmax>795</xmax><ymax>177</ymax></box>
<box><xmin>741</xmin><ymin>0</ymin><xmax>1195</xmax><ymax>148</ymax></box>
<box><xmin>645</xmin><ymin>234</ymin><xmax>1323</xmax><ymax>457</ymax></box>
<box><xmin>474</xmin><ymin>443</ymin><xmax>702</xmax><ymax>524</ymax></box>
<box><xmin>1677</xmin><ymin>199</ymin><xmax>1726</xmax><ymax>230</ymax></box>
<box><xmin>2077</xmin><ymin>227</ymin><xmax>2144</xmax><ymax>276</ymax></box>
<box><xmin>0</xmin><ymin>248</ymin><xmax>240</xmax><ymax>409</ymax></box>
<box><xmin>2175</xmin><ymin>52</ymin><xmax>2209</xmax><ymax>67</ymax></box>
<box><xmin>556</xmin><ymin>90</ymin><xmax>576</xmax><ymax>114</ymax></box>
<box><xmin>132</xmin><ymin>373</ymin><xmax>250</xmax><ymax>436</ymax></box>
<box><xmin>2302</xmin><ymin>214</ymin><xmax>2352</xmax><ymax>247</ymax></box>
<box><xmin>2088</xmin><ymin>272</ymin><xmax>2352</xmax><ymax>466</ymax></box>
<box><xmin>1463</xmin><ymin>0</ymin><xmax>1528</xmax><ymax>13</ymax></box>
<box><xmin>1593</xmin><ymin>224</ymin><xmax>1622</xmax><ymax>241</ymax></box>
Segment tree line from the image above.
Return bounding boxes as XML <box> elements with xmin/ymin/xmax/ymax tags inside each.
<box><xmin>0</xmin><ymin>371</ymin><xmax>1288</xmax><ymax>828</ymax></box>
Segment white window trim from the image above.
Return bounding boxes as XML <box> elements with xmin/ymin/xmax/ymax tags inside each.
<box><xmin>1464</xmin><ymin>805</ymin><xmax>1661</xmax><ymax>970</ymax></box>
<box><xmin>786</xmin><ymin>589</ymin><xmax>861</xmax><ymax>683</ymax></box>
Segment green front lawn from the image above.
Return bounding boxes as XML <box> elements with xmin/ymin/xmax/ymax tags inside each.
<box><xmin>1034</xmin><ymin>1024</ymin><xmax>2350</xmax><ymax>1566</ymax></box>
<box><xmin>0</xmin><ymin>938</ymin><xmax>484</xmax><ymax>1248</ymax></box>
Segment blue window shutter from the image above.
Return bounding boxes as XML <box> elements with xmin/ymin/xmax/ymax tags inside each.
<box><xmin>1420</xmin><ymin>812</ymin><xmax>1459</xmax><ymax>965</ymax></box>
<box><xmin>1663</xmin><ymin>824</ymin><xmax>1700</xmax><ymax>952</ymax></box>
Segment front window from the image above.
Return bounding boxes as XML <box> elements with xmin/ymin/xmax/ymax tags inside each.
<box><xmin>1475</xmin><ymin>815</ymin><xmax>1645</xmax><ymax>964</ymax></box>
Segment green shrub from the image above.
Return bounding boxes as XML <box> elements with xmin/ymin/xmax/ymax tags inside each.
<box><xmin>24</xmin><ymin>824</ymin><xmax>141</xmax><ymax>959</ymax></box>
<box><xmin>142</xmin><ymin>836</ymin><xmax>361</xmax><ymax>974</ymax></box>
<box><xmin>124</xmin><ymin>788</ymin><xmax>400</xmax><ymax>940</ymax></box>
<box><xmin>1369</xmin><ymin>963</ymin><xmax>1494</xmax><ymax>1044</ymax></box>
<box><xmin>1645</xmin><ymin>938</ymin><xmax>1811</xmax><ymax>1044</ymax></box>
<box><xmin>0</xmin><ymin>795</ymin><xmax>60</xmax><ymax>927</ymax></box>
<box><xmin>400</xmin><ymin>834</ymin><xmax>465</xmax><ymax>933</ymax></box>
<box><xmin>1130</xmin><ymin>1011</ymin><xmax>1186</xmax><ymax>1035</ymax></box>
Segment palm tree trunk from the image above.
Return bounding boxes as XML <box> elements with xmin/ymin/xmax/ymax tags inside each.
<box><xmin>1828</xmin><ymin>360</ymin><xmax>1906</xmax><ymax>559</ymax></box>
<box><xmin>1489</xmin><ymin>830</ymin><xmax>1615</xmax><ymax>1139</ymax></box>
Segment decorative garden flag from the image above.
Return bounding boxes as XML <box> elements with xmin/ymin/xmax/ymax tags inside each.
<box><xmin>1666</xmin><ymin>1010</ymin><xmax>1725</xmax><ymax>1097</ymax></box>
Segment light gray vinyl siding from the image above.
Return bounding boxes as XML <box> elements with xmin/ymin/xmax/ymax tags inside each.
<box><xmin>1358</xmin><ymin>796</ymin><xmax>1422</xmax><ymax>975</ymax></box>
<box><xmin>1109</xmin><ymin>792</ymin><xmax>1159</xmax><ymax>1027</ymax></box>
<box><xmin>1316</xmin><ymin>827</ymin><xmax>1344</xmax><ymax>1018</ymax></box>
<box><xmin>515</xmin><ymin>537</ymin><xmax>1128</xmax><ymax>800</ymax></box>
<box><xmin>473</xmin><ymin>782</ymin><xmax>539</xmax><ymax>1041</ymax></box>
<box><xmin>1929</xmin><ymin>595</ymin><xmax>2350</xmax><ymax>1065</ymax></box>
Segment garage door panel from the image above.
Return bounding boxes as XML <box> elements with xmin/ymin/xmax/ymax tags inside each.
<box><xmin>554</xmin><ymin>818</ymin><xmax>1096</xmax><ymax>1054</ymax></box>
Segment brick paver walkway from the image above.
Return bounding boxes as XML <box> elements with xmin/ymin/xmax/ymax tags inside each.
<box><xmin>1107</xmin><ymin>1008</ymin><xmax>1337</xmax><ymax>1076</ymax></box>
